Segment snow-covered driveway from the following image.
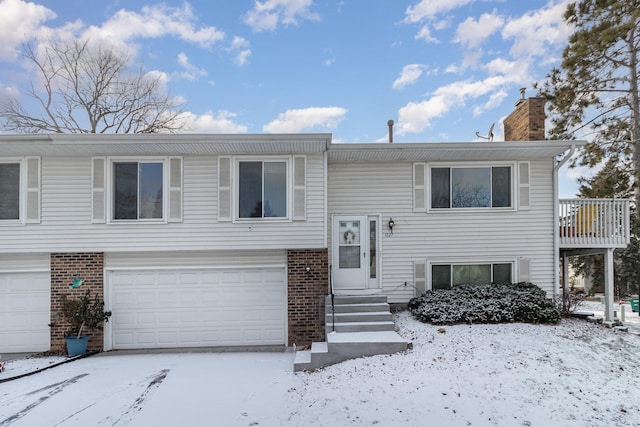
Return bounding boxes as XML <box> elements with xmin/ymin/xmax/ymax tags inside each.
<box><xmin>0</xmin><ymin>351</ymin><xmax>296</xmax><ymax>426</ymax></box>
<box><xmin>2</xmin><ymin>310</ymin><xmax>640</xmax><ymax>426</ymax></box>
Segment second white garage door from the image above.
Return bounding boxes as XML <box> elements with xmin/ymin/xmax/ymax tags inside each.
<box><xmin>108</xmin><ymin>267</ymin><xmax>286</xmax><ymax>349</ymax></box>
<box><xmin>0</xmin><ymin>271</ymin><xmax>50</xmax><ymax>353</ymax></box>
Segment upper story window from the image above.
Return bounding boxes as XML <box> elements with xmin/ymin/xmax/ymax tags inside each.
<box><xmin>91</xmin><ymin>156</ymin><xmax>181</xmax><ymax>224</ymax></box>
<box><xmin>238</xmin><ymin>160</ymin><xmax>287</xmax><ymax>219</ymax></box>
<box><xmin>0</xmin><ymin>162</ymin><xmax>20</xmax><ymax>220</ymax></box>
<box><xmin>0</xmin><ymin>157</ymin><xmax>40</xmax><ymax>224</ymax></box>
<box><xmin>414</xmin><ymin>162</ymin><xmax>529</xmax><ymax>212</ymax></box>
<box><xmin>113</xmin><ymin>162</ymin><xmax>164</xmax><ymax>220</ymax></box>
<box><xmin>218</xmin><ymin>155</ymin><xmax>306</xmax><ymax>222</ymax></box>
<box><xmin>431</xmin><ymin>166</ymin><xmax>511</xmax><ymax>209</ymax></box>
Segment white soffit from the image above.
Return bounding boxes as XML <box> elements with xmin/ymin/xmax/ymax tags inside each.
<box><xmin>0</xmin><ymin>133</ymin><xmax>331</xmax><ymax>156</ymax></box>
<box><xmin>327</xmin><ymin>141</ymin><xmax>585</xmax><ymax>162</ymax></box>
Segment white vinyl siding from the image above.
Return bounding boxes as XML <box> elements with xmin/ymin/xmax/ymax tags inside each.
<box><xmin>0</xmin><ymin>155</ymin><xmax>325</xmax><ymax>253</ymax></box>
<box><xmin>329</xmin><ymin>159</ymin><xmax>556</xmax><ymax>303</ymax></box>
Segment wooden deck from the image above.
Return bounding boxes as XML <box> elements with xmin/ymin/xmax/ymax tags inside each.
<box><xmin>559</xmin><ymin>198</ymin><xmax>630</xmax><ymax>249</ymax></box>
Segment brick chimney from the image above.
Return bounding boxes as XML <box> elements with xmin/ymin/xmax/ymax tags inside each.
<box><xmin>503</xmin><ymin>90</ymin><xmax>546</xmax><ymax>141</ymax></box>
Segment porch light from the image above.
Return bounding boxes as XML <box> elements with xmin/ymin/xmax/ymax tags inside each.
<box><xmin>388</xmin><ymin>218</ymin><xmax>395</xmax><ymax>233</ymax></box>
<box><xmin>305</xmin><ymin>263</ymin><xmax>312</xmax><ymax>277</ymax></box>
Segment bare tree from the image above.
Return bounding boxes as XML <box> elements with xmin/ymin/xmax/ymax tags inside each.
<box><xmin>0</xmin><ymin>39</ymin><xmax>185</xmax><ymax>133</ymax></box>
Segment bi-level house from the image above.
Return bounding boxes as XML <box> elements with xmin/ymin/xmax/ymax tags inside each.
<box><xmin>0</xmin><ymin>97</ymin><xmax>630</xmax><ymax>360</ymax></box>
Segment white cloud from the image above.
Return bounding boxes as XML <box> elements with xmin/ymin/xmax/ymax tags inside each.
<box><xmin>0</xmin><ymin>0</ymin><xmax>56</xmax><ymax>60</ymax></box>
<box><xmin>263</xmin><ymin>106</ymin><xmax>347</xmax><ymax>133</ymax></box>
<box><xmin>404</xmin><ymin>0</ymin><xmax>472</xmax><ymax>23</ymax></box>
<box><xmin>84</xmin><ymin>3</ymin><xmax>225</xmax><ymax>49</ymax></box>
<box><xmin>455</xmin><ymin>13</ymin><xmax>504</xmax><ymax>49</ymax></box>
<box><xmin>415</xmin><ymin>25</ymin><xmax>438</xmax><ymax>43</ymax></box>
<box><xmin>243</xmin><ymin>0</ymin><xmax>320</xmax><ymax>32</ymax></box>
<box><xmin>392</xmin><ymin>64</ymin><xmax>427</xmax><ymax>89</ymax></box>
<box><xmin>396</xmin><ymin>71</ymin><xmax>525</xmax><ymax>135</ymax></box>
<box><xmin>0</xmin><ymin>84</ymin><xmax>20</xmax><ymax>106</ymax></box>
<box><xmin>176</xmin><ymin>52</ymin><xmax>208</xmax><ymax>81</ymax></box>
<box><xmin>180</xmin><ymin>110</ymin><xmax>249</xmax><ymax>133</ymax></box>
<box><xmin>473</xmin><ymin>89</ymin><xmax>508</xmax><ymax>117</ymax></box>
<box><xmin>227</xmin><ymin>36</ymin><xmax>252</xmax><ymax>66</ymax></box>
<box><xmin>502</xmin><ymin>1</ymin><xmax>572</xmax><ymax>59</ymax></box>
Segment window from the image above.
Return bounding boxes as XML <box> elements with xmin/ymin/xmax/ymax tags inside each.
<box><xmin>0</xmin><ymin>162</ymin><xmax>20</xmax><ymax>220</ymax></box>
<box><xmin>431</xmin><ymin>166</ymin><xmax>512</xmax><ymax>209</ymax></box>
<box><xmin>431</xmin><ymin>263</ymin><xmax>512</xmax><ymax>289</ymax></box>
<box><xmin>113</xmin><ymin>162</ymin><xmax>163</xmax><ymax>220</ymax></box>
<box><xmin>0</xmin><ymin>158</ymin><xmax>40</xmax><ymax>223</ymax></box>
<box><xmin>238</xmin><ymin>160</ymin><xmax>287</xmax><ymax>219</ymax></box>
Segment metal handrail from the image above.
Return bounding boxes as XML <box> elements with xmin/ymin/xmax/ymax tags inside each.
<box><xmin>329</xmin><ymin>264</ymin><xmax>335</xmax><ymax>332</ymax></box>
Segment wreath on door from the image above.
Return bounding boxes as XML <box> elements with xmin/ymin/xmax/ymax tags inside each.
<box><xmin>343</xmin><ymin>230</ymin><xmax>356</xmax><ymax>244</ymax></box>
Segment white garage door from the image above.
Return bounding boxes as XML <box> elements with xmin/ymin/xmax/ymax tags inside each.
<box><xmin>109</xmin><ymin>267</ymin><xmax>286</xmax><ymax>349</ymax></box>
<box><xmin>0</xmin><ymin>271</ymin><xmax>51</xmax><ymax>353</ymax></box>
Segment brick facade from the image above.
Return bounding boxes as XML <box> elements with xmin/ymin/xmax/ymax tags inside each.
<box><xmin>50</xmin><ymin>253</ymin><xmax>105</xmax><ymax>353</ymax></box>
<box><xmin>287</xmin><ymin>248</ymin><xmax>329</xmax><ymax>346</ymax></box>
<box><xmin>503</xmin><ymin>97</ymin><xmax>546</xmax><ymax>141</ymax></box>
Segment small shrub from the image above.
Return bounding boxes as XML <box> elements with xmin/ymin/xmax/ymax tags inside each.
<box><xmin>408</xmin><ymin>282</ymin><xmax>561</xmax><ymax>325</ymax></box>
<box><xmin>558</xmin><ymin>289</ymin><xmax>587</xmax><ymax>314</ymax></box>
<box><xmin>61</xmin><ymin>289</ymin><xmax>112</xmax><ymax>338</ymax></box>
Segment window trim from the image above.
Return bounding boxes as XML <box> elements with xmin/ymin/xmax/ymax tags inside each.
<box><xmin>426</xmin><ymin>162</ymin><xmax>516</xmax><ymax>212</ymax></box>
<box><xmin>427</xmin><ymin>259</ymin><xmax>515</xmax><ymax>290</ymax></box>
<box><xmin>106</xmin><ymin>157</ymin><xmax>169</xmax><ymax>224</ymax></box>
<box><xmin>0</xmin><ymin>158</ymin><xmax>23</xmax><ymax>224</ymax></box>
<box><xmin>0</xmin><ymin>157</ymin><xmax>40</xmax><ymax>225</ymax></box>
<box><xmin>233</xmin><ymin>156</ymin><xmax>293</xmax><ymax>222</ymax></box>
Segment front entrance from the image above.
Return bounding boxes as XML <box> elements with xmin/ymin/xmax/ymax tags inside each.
<box><xmin>332</xmin><ymin>215</ymin><xmax>380</xmax><ymax>292</ymax></box>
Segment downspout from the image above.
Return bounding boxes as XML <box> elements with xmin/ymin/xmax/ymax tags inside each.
<box><xmin>553</xmin><ymin>145</ymin><xmax>576</xmax><ymax>300</ymax></box>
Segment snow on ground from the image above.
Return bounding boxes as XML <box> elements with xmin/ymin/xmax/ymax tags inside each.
<box><xmin>0</xmin><ymin>355</ymin><xmax>67</xmax><ymax>380</ymax></box>
<box><xmin>1</xmin><ymin>312</ymin><xmax>639</xmax><ymax>426</ymax></box>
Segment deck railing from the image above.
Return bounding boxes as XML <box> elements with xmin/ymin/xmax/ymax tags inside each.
<box><xmin>559</xmin><ymin>198</ymin><xmax>631</xmax><ymax>248</ymax></box>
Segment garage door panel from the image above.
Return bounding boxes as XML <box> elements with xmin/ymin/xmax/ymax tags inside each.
<box><xmin>0</xmin><ymin>271</ymin><xmax>51</xmax><ymax>353</ymax></box>
<box><xmin>110</xmin><ymin>267</ymin><xmax>286</xmax><ymax>349</ymax></box>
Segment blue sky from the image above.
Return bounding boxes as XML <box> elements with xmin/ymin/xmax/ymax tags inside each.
<box><xmin>0</xmin><ymin>0</ymin><xmax>589</xmax><ymax>196</ymax></box>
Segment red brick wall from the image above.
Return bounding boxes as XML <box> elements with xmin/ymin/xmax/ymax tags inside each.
<box><xmin>287</xmin><ymin>249</ymin><xmax>329</xmax><ymax>346</ymax></box>
<box><xmin>50</xmin><ymin>253</ymin><xmax>105</xmax><ymax>353</ymax></box>
<box><xmin>503</xmin><ymin>97</ymin><xmax>546</xmax><ymax>141</ymax></box>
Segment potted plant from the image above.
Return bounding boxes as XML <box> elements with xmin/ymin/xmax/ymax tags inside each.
<box><xmin>61</xmin><ymin>289</ymin><xmax>112</xmax><ymax>356</ymax></box>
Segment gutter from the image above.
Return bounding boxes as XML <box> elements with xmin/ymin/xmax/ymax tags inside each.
<box><xmin>552</xmin><ymin>145</ymin><xmax>576</xmax><ymax>300</ymax></box>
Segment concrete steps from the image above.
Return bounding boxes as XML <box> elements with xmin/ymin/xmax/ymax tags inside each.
<box><xmin>294</xmin><ymin>294</ymin><xmax>408</xmax><ymax>372</ymax></box>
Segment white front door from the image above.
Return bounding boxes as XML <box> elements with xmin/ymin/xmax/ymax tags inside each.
<box><xmin>332</xmin><ymin>215</ymin><xmax>368</xmax><ymax>290</ymax></box>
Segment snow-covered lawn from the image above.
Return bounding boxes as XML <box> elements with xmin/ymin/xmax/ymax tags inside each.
<box><xmin>1</xmin><ymin>311</ymin><xmax>639</xmax><ymax>426</ymax></box>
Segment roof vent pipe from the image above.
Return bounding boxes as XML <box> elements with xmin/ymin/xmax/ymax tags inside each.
<box><xmin>387</xmin><ymin>120</ymin><xmax>394</xmax><ymax>143</ymax></box>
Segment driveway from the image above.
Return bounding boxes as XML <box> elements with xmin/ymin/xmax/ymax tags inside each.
<box><xmin>0</xmin><ymin>350</ymin><xmax>296</xmax><ymax>426</ymax></box>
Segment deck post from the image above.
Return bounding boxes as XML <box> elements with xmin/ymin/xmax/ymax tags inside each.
<box><xmin>604</xmin><ymin>248</ymin><xmax>615</xmax><ymax>322</ymax></box>
<box><xmin>561</xmin><ymin>252</ymin><xmax>569</xmax><ymax>312</ymax></box>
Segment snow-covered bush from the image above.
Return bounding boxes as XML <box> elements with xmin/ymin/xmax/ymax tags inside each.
<box><xmin>408</xmin><ymin>282</ymin><xmax>561</xmax><ymax>325</ymax></box>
